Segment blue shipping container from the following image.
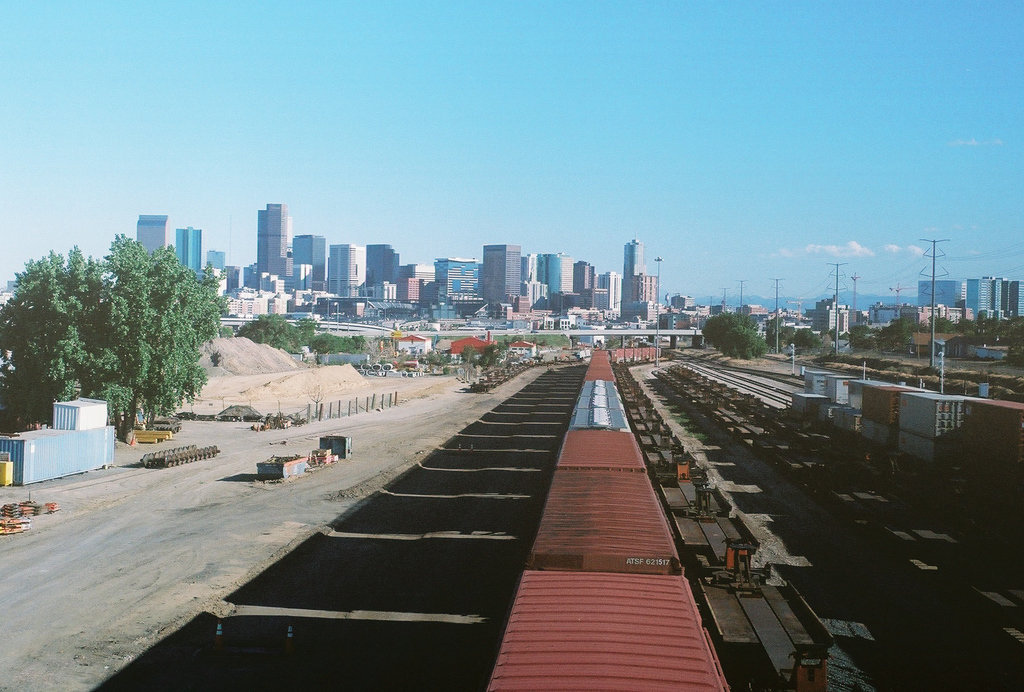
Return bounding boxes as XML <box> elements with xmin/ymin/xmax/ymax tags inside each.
<box><xmin>0</xmin><ymin>427</ymin><xmax>115</xmax><ymax>485</ymax></box>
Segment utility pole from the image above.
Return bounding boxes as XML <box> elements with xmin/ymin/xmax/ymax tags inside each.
<box><xmin>655</xmin><ymin>256</ymin><xmax>663</xmax><ymax>367</ymax></box>
<box><xmin>771</xmin><ymin>278</ymin><xmax>783</xmax><ymax>353</ymax></box>
<box><xmin>830</xmin><ymin>263</ymin><xmax>847</xmax><ymax>355</ymax></box>
<box><xmin>920</xmin><ymin>238</ymin><xmax>949</xmax><ymax>368</ymax></box>
<box><xmin>850</xmin><ymin>273</ymin><xmax>861</xmax><ymax>313</ymax></box>
<box><xmin>721</xmin><ymin>288</ymin><xmax>729</xmax><ymax>312</ymax></box>
<box><xmin>737</xmin><ymin>280</ymin><xmax>747</xmax><ymax>312</ymax></box>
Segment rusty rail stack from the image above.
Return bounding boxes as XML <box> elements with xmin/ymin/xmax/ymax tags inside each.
<box><xmin>141</xmin><ymin>444</ymin><xmax>220</xmax><ymax>468</ymax></box>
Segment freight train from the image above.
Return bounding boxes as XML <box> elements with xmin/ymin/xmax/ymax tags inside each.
<box><xmin>487</xmin><ymin>349</ymin><xmax>728</xmax><ymax>690</ymax></box>
<box><xmin>488</xmin><ymin>349</ymin><xmax>832</xmax><ymax>691</ymax></box>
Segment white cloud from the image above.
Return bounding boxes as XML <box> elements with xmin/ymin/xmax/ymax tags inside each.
<box><xmin>804</xmin><ymin>241</ymin><xmax>875</xmax><ymax>258</ymax></box>
<box><xmin>907</xmin><ymin>244</ymin><xmax>925</xmax><ymax>257</ymax></box>
<box><xmin>948</xmin><ymin>138</ymin><xmax>1005</xmax><ymax>147</ymax></box>
<box><xmin>884</xmin><ymin>244</ymin><xmax>902</xmax><ymax>253</ymax></box>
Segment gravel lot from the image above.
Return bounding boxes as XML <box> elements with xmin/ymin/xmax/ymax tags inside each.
<box><xmin>0</xmin><ymin>370</ymin><xmax>547</xmax><ymax>692</ymax></box>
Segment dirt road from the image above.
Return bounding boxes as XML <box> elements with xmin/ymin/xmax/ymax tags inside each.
<box><xmin>0</xmin><ymin>371</ymin><xmax>546</xmax><ymax>692</ymax></box>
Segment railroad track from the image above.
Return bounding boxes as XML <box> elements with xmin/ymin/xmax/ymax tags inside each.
<box><xmin>670</xmin><ymin>360</ymin><xmax>799</xmax><ymax>408</ymax></box>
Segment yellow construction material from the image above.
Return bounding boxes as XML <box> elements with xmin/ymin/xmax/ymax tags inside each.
<box><xmin>0</xmin><ymin>461</ymin><xmax>12</xmax><ymax>486</ymax></box>
<box><xmin>134</xmin><ymin>430</ymin><xmax>174</xmax><ymax>444</ymax></box>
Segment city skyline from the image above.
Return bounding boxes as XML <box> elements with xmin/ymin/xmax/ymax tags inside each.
<box><xmin>2</xmin><ymin>3</ymin><xmax>1021</xmax><ymax>300</ymax></box>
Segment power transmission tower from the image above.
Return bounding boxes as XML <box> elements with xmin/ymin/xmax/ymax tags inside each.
<box><xmin>920</xmin><ymin>238</ymin><xmax>950</xmax><ymax>368</ymax></box>
<box><xmin>830</xmin><ymin>263</ymin><xmax>847</xmax><ymax>355</ymax></box>
<box><xmin>721</xmin><ymin>288</ymin><xmax>729</xmax><ymax>312</ymax></box>
<box><xmin>771</xmin><ymin>278</ymin><xmax>783</xmax><ymax>353</ymax></box>
<box><xmin>737</xmin><ymin>280</ymin><xmax>747</xmax><ymax>311</ymax></box>
<box><xmin>850</xmin><ymin>273</ymin><xmax>861</xmax><ymax>313</ymax></box>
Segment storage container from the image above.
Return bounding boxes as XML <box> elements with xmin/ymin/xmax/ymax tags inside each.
<box><xmin>962</xmin><ymin>399</ymin><xmax>1024</xmax><ymax>471</ymax></box>
<box><xmin>862</xmin><ymin>385</ymin><xmax>919</xmax><ymax>425</ymax></box>
<box><xmin>791</xmin><ymin>392</ymin><xmax>829</xmax><ymax>419</ymax></box>
<box><xmin>825</xmin><ymin>375</ymin><xmax>852</xmax><ymax>404</ymax></box>
<box><xmin>835</xmin><ymin>406</ymin><xmax>863</xmax><ymax>433</ymax></box>
<box><xmin>0</xmin><ymin>427</ymin><xmax>114</xmax><ymax>485</ymax></box>
<box><xmin>803</xmin><ymin>369</ymin><xmax>830</xmax><ymax>395</ymax></box>
<box><xmin>898</xmin><ymin>392</ymin><xmax>967</xmax><ymax>439</ymax></box>
<box><xmin>319</xmin><ymin>435</ymin><xmax>352</xmax><ymax>459</ymax></box>
<box><xmin>898</xmin><ymin>429</ymin><xmax>960</xmax><ymax>463</ymax></box>
<box><xmin>256</xmin><ymin>457</ymin><xmax>308</xmax><ymax>480</ymax></box>
<box><xmin>861</xmin><ymin>418</ymin><xmax>897</xmax><ymax>447</ymax></box>
<box><xmin>52</xmin><ymin>398</ymin><xmax>108</xmax><ymax>431</ymax></box>
<box><xmin>847</xmin><ymin>379</ymin><xmax>892</xmax><ymax>410</ymax></box>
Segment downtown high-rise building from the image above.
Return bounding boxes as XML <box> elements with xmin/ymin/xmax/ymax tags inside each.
<box><xmin>538</xmin><ymin>253</ymin><xmax>573</xmax><ymax>296</ymax></box>
<box><xmin>328</xmin><ymin>244</ymin><xmax>366</xmax><ymax>297</ymax></box>
<box><xmin>137</xmin><ymin>215</ymin><xmax>168</xmax><ymax>253</ymax></box>
<box><xmin>175</xmin><ymin>227</ymin><xmax>203</xmax><ymax>275</ymax></box>
<box><xmin>293</xmin><ymin>235</ymin><xmax>327</xmax><ymax>291</ymax></box>
<box><xmin>434</xmin><ymin>258</ymin><xmax>480</xmax><ymax>301</ymax></box>
<box><xmin>257</xmin><ymin>203</ymin><xmax>292</xmax><ymax>280</ymax></box>
<box><xmin>481</xmin><ymin>244</ymin><xmax>522</xmax><ymax>304</ymax></box>
<box><xmin>623</xmin><ymin>238</ymin><xmax>646</xmax><ymax>301</ymax></box>
<box><xmin>598</xmin><ymin>271</ymin><xmax>622</xmax><ymax>315</ymax></box>
<box><xmin>366</xmin><ymin>244</ymin><xmax>400</xmax><ymax>289</ymax></box>
<box><xmin>207</xmin><ymin>250</ymin><xmax>226</xmax><ymax>270</ymax></box>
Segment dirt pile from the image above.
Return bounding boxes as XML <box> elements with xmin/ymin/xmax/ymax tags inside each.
<box><xmin>199</xmin><ymin>337</ymin><xmax>305</xmax><ymax>376</ymax></box>
<box><xmin>236</xmin><ymin>365</ymin><xmax>368</xmax><ymax>402</ymax></box>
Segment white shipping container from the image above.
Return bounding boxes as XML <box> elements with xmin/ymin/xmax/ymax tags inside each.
<box><xmin>898</xmin><ymin>392</ymin><xmax>966</xmax><ymax>439</ymax></box>
<box><xmin>803</xmin><ymin>369</ymin><xmax>830</xmax><ymax>395</ymax></box>
<box><xmin>825</xmin><ymin>375</ymin><xmax>851</xmax><ymax>405</ymax></box>
<box><xmin>52</xmin><ymin>398</ymin><xmax>109</xmax><ymax>431</ymax></box>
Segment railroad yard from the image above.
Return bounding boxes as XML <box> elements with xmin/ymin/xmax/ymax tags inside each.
<box><xmin>4</xmin><ymin>349</ymin><xmax>1024</xmax><ymax>690</ymax></box>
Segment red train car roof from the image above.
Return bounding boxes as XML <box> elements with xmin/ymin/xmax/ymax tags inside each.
<box><xmin>488</xmin><ymin>570</ymin><xmax>728</xmax><ymax>691</ymax></box>
<box><xmin>529</xmin><ymin>470</ymin><xmax>680</xmax><ymax>574</ymax></box>
<box><xmin>557</xmin><ymin>429</ymin><xmax>645</xmax><ymax>472</ymax></box>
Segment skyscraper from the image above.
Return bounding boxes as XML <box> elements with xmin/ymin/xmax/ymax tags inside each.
<box><xmin>366</xmin><ymin>244</ymin><xmax>400</xmax><ymax>288</ymax></box>
<box><xmin>328</xmin><ymin>244</ymin><xmax>365</xmax><ymax>296</ymax></box>
<box><xmin>481</xmin><ymin>244</ymin><xmax>522</xmax><ymax>304</ymax></box>
<box><xmin>207</xmin><ymin>250</ymin><xmax>226</xmax><ymax>270</ymax></box>
<box><xmin>598</xmin><ymin>271</ymin><xmax>622</xmax><ymax>315</ymax></box>
<box><xmin>434</xmin><ymin>258</ymin><xmax>480</xmax><ymax>301</ymax></box>
<box><xmin>257</xmin><ymin>203</ymin><xmax>292</xmax><ymax>280</ymax></box>
<box><xmin>137</xmin><ymin>215</ymin><xmax>168</xmax><ymax>253</ymax></box>
<box><xmin>538</xmin><ymin>253</ymin><xmax>573</xmax><ymax>296</ymax></box>
<box><xmin>175</xmin><ymin>227</ymin><xmax>202</xmax><ymax>275</ymax></box>
<box><xmin>623</xmin><ymin>238</ymin><xmax>646</xmax><ymax>300</ymax></box>
<box><xmin>572</xmin><ymin>261</ymin><xmax>595</xmax><ymax>294</ymax></box>
<box><xmin>293</xmin><ymin>235</ymin><xmax>327</xmax><ymax>291</ymax></box>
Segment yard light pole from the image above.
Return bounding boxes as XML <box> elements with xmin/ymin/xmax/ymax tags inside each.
<box><xmin>655</xmin><ymin>256</ymin><xmax>663</xmax><ymax>367</ymax></box>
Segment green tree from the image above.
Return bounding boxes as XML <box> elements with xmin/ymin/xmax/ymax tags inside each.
<box><xmin>848</xmin><ymin>324</ymin><xmax>876</xmax><ymax>350</ymax></box>
<box><xmin>792</xmin><ymin>328</ymin><xmax>823</xmax><ymax>350</ymax></box>
<box><xmin>877</xmin><ymin>318</ymin><xmax>915</xmax><ymax>353</ymax></box>
<box><xmin>701</xmin><ymin>313</ymin><xmax>768</xmax><ymax>359</ymax></box>
<box><xmin>237</xmin><ymin>314</ymin><xmax>297</xmax><ymax>351</ymax></box>
<box><xmin>0</xmin><ymin>237</ymin><xmax>224</xmax><ymax>440</ymax></box>
<box><xmin>0</xmin><ymin>248</ymin><xmax>104</xmax><ymax>426</ymax></box>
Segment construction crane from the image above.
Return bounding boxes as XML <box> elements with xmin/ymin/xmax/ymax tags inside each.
<box><xmin>890</xmin><ymin>282</ymin><xmax>908</xmax><ymax>306</ymax></box>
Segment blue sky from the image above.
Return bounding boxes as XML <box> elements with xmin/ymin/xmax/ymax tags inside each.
<box><xmin>1</xmin><ymin>1</ymin><xmax>1021</xmax><ymax>305</ymax></box>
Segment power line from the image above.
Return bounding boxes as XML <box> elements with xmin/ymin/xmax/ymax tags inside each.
<box><xmin>920</xmin><ymin>238</ymin><xmax>950</xmax><ymax>368</ymax></box>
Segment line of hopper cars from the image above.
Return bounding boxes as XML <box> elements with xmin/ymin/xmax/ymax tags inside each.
<box><xmin>487</xmin><ymin>349</ymin><xmax>831</xmax><ymax>691</ymax></box>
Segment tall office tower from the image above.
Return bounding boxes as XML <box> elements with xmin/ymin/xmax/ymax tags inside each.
<box><xmin>366</xmin><ymin>244</ymin><xmax>400</xmax><ymax>289</ymax></box>
<box><xmin>481</xmin><ymin>244</ymin><xmax>522</xmax><ymax>304</ymax></box>
<box><xmin>572</xmin><ymin>261</ymin><xmax>595</xmax><ymax>294</ymax></box>
<box><xmin>623</xmin><ymin>238</ymin><xmax>646</xmax><ymax>300</ymax></box>
<box><xmin>328</xmin><ymin>244</ymin><xmax>366</xmax><ymax>297</ymax></box>
<box><xmin>598</xmin><ymin>271</ymin><xmax>622</xmax><ymax>315</ymax></box>
<box><xmin>399</xmin><ymin>264</ymin><xmax>436</xmax><ymax>282</ymax></box>
<box><xmin>631</xmin><ymin>274</ymin><xmax>658</xmax><ymax>303</ymax></box>
<box><xmin>538</xmin><ymin>253</ymin><xmax>573</xmax><ymax>296</ymax></box>
<box><xmin>434</xmin><ymin>258</ymin><xmax>480</xmax><ymax>301</ymax></box>
<box><xmin>207</xmin><ymin>250</ymin><xmax>226</xmax><ymax>271</ymax></box>
<box><xmin>137</xmin><ymin>215</ymin><xmax>168</xmax><ymax>253</ymax></box>
<box><xmin>175</xmin><ymin>227</ymin><xmax>203</xmax><ymax>275</ymax></box>
<box><xmin>521</xmin><ymin>253</ymin><xmax>539</xmax><ymax>284</ymax></box>
<box><xmin>293</xmin><ymin>235</ymin><xmax>327</xmax><ymax>291</ymax></box>
<box><xmin>257</xmin><ymin>203</ymin><xmax>292</xmax><ymax>280</ymax></box>
<box><xmin>917</xmin><ymin>280</ymin><xmax>965</xmax><ymax>308</ymax></box>
<box><xmin>224</xmin><ymin>266</ymin><xmax>242</xmax><ymax>292</ymax></box>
